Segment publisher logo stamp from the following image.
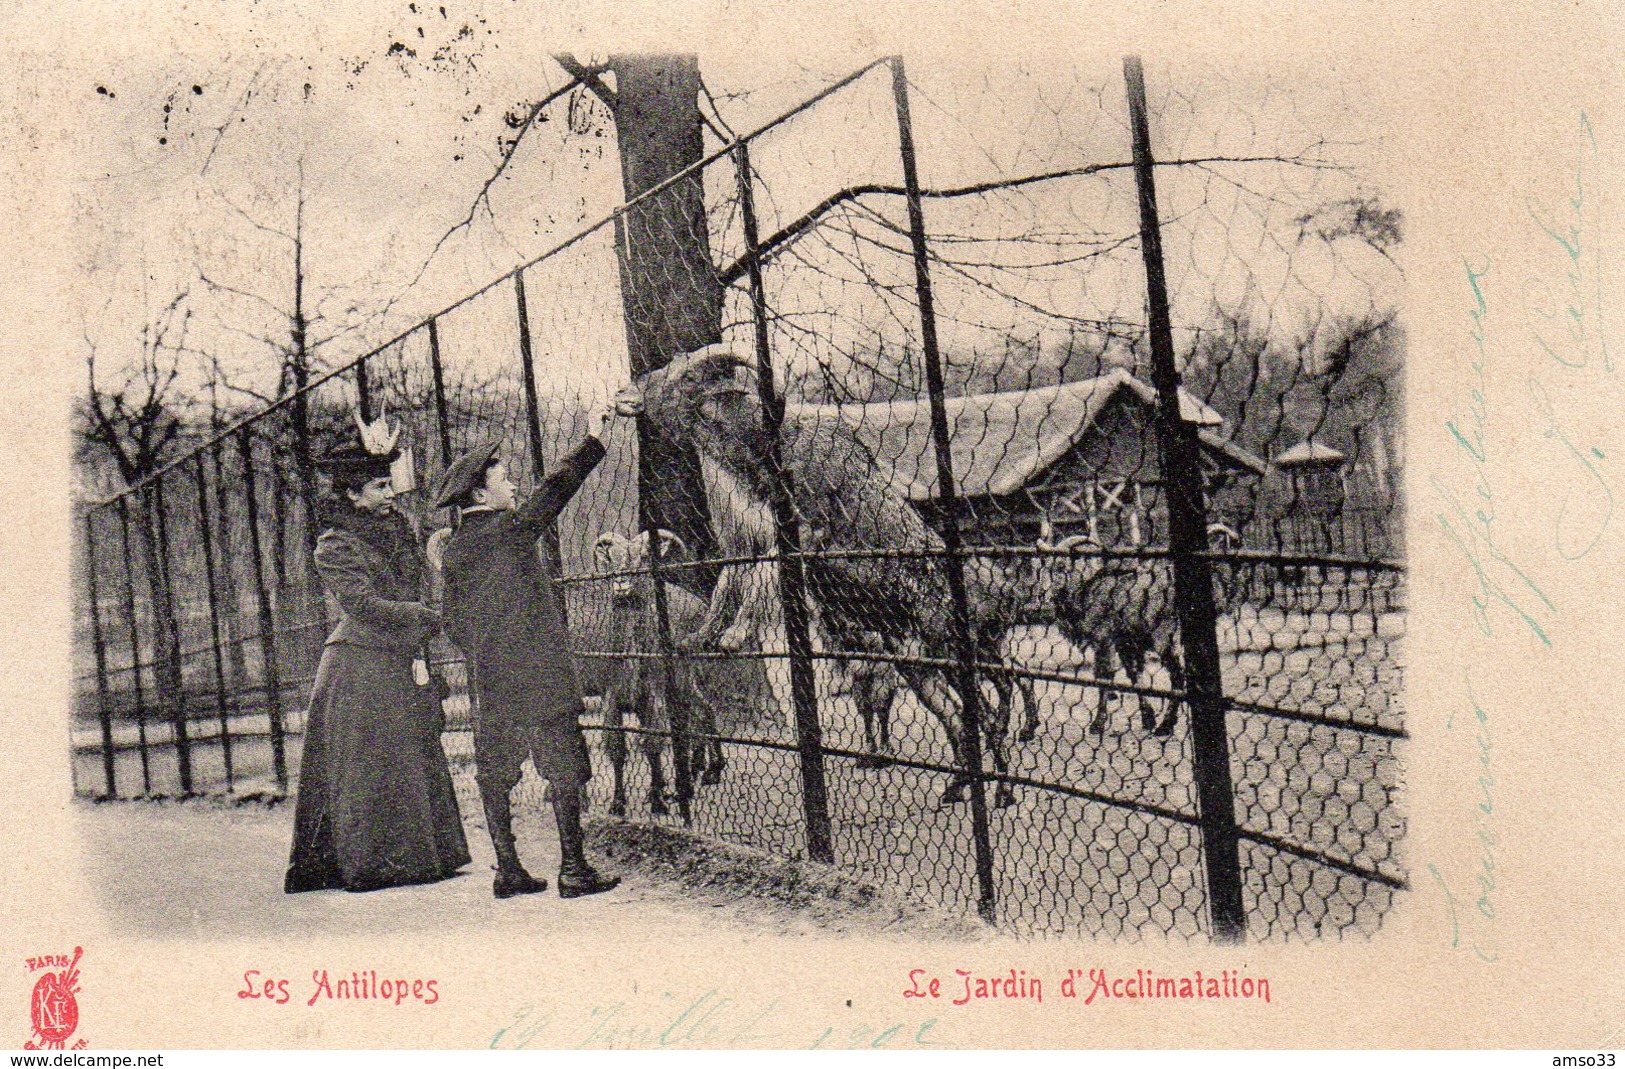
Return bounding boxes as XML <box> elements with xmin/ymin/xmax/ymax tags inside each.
<box><xmin>24</xmin><ymin>946</ymin><xmax>87</xmax><ymax>1050</ymax></box>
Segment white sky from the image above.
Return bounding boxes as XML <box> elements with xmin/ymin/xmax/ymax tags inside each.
<box><xmin>56</xmin><ymin>9</ymin><xmax>1400</xmax><ymax>418</ymax></box>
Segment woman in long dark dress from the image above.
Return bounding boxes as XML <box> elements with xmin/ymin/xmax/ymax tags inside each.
<box><xmin>285</xmin><ymin>442</ymin><xmax>471</xmax><ymax>894</ymax></box>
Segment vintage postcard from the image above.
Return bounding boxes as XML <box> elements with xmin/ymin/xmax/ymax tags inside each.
<box><xmin>1</xmin><ymin>0</ymin><xmax>1621</xmax><ymax>1052</ymax></box>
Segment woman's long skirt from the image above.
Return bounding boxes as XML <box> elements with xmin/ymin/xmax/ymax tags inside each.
<box><xmin>285</xmin><ymin>643</ymin><xmax>471</xmax><ymax>893</ymax></box>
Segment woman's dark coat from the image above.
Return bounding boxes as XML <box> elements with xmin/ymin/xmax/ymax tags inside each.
<box><xmin>285</xmin><ymin>504</ymin><xmax>471</xmax><ymax>894</ymax></box>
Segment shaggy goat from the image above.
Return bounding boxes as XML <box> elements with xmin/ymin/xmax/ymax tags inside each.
<box><xmin>1051</xmin><ymin>557</ymin><xmax>1247</xmax><ymax>737</ymax></box>
<box><xmin>627</xmin><ymin>347</ymin><xmax>1018</xmax><ymax>806</ymax></box>
<box><xmin>677</xmin><ymin>473</ymin><xmax>903</xmax><ymax>768</ymax></box>
<box><xmin>1053</xmin><ymin>561</ymin><xmax>1183</xmax><ymax>736</ymax></box>
<box><xmin>592</xmin><ymin>528</ymin><xmax>727</xmax><ymax>816</ymax></box>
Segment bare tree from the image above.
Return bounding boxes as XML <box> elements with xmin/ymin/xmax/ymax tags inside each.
<box><xmin>437</xmin><ymin>53</ymin><xmax>723</xmax><ymax>580</ymax></box>
<box><xmin>195</xmin><ymin>157</ymin><xmax>411</xmax><ymax>558</ymax></box>
<box><xmin>79</xmin><ymin>284</ymin><xmax>206</xmax><ymax>794</ymax></box>
<box><xmin>80</xmin><ymin>288</ymin><xmax>200</xmax><ymax>490</ymax></box>
<box><xmin>556</xmin><ymin>54</ymin><xmax>723</xmax><ymax>576</ymax></box>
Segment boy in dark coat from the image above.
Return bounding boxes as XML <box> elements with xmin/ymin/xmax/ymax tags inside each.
<box><xmin>434</xmin><ymin>405</ymin><xmax>629</xmax><ymax>899</ymax></box>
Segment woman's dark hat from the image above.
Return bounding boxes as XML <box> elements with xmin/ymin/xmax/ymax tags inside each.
<box><xmin>432</xmin><ymin>437</ymin><xmax>502</xmax><ymax>510</ymax></box>
<box><xmin>318</xmin><ymin>409</ymin><xmax>405</xmax><ymax>483</ymax></box>
<box><xmin>316</xmin><ymin>444</ymin><xmax>400</xmax><ymax>483</ymax></box>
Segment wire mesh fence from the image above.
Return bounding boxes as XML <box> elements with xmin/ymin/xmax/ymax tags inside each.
<box><xmin>73</xmin><ymin>55</ymin><xmax>1405</xmax><ymax>940</ymax></box>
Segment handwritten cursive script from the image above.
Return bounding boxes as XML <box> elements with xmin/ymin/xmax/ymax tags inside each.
<box><xmin>1430</xmin><ymin>109</ymin><xmax>1617</xmax><ymax>961</ymax></box>
<box><xmin>1428</xmin><ymin>684</ymin><xmax>1498</xmax><ymax>964</ymax></box>
<box><xmin>1522</xmin><ymin>111</ymin><xmax>1615</xmax><ymax>560</ymax></box>
<box><xmin>1433</xmin><ymin>256</ymin><xmax>1556</xmax><ymax>645</ymax></box>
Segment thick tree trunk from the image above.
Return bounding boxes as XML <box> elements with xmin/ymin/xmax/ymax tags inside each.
<box><xmin>608</xmin><ymin>54</ymin><xmax>721</xmax><ymax>581</ymax></box>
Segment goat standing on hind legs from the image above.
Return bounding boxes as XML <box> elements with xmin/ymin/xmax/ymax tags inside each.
<box><xmin>620</xmin><ymin>346</ymin><xmax>1017</xmax><ymax>809</ymax></box>
<box><xmin>683</xmin><ymin>518</ymin><xmax>904</xmax><ymax>770</ymax></box>
<box><xmin>663</xmin><ymin>377</ymin><xmax>906</xmax><ymax>769</ymax></box>
<box><xmin>592</xmin><ymin>528</ymin><xmax>726</xmax><ymax>819</ymax></box>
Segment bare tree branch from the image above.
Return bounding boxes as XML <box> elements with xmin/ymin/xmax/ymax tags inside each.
<box><xmin>401</xmin><ymin>68</ymin><xmax>604</xmax><ymax>295</ymax></box>
<box><xmin>214</xmin><ymin>187</ymin><xmax>297</xmax><ymax>244</ymax></box>
<box><xmin>79</xmin><ymin>286</ymin><xmax>199</xmax><ymax>487</ymax></box>
<box><xmin>198</xmin><ymin>272</ymin><xmax>292</xmax><ymax>319</ymax></box>
<box><xmin>554</xmin><ymin>54</ymin><xmax>616</xmax><ymax>111</ymax></box>
<box><xmin>201</xmin><ymin>63</ymin><xmax>274</xmax><ymax>176</ymax></box>
<box><xmin>698</xmin><ymin>76</ymin><xmax>738</xmax><ymax>140</ymax></box>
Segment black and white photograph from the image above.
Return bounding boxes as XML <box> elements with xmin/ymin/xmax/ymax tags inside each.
<box><xmin>3</xmin><ymin>0</ymin><xmax>1622</xmax><ymax>1053</ymax></box>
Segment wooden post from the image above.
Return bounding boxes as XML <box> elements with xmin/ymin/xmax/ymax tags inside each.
<box><xmin>149</xmin><ymin>480</ymin><xmax>194</xmax><ymax>796</ymax></box>
<box><xmin>427</xmin><ymin>318</ymin><xmax>454</xmax><ymax>468</ymax></box>
<box><xmin>1124</xmin><ymin>55</ymin><xmax>1245</xmax><ymax>943</ymax></box>
<box><xmin>194</xmin><ymin>457</ymin><xmax>237</xmax><ymax>792</ymax></box>
<box><xmin>208</xmin><ymin>446</ymin><xmax>250</xmax><ymax>698</ymax></box>
<box><xmin>354</xmin><ymin>358</ymin><xmax>373</xmax><ymax>423</ymax></box>
<box><xmin>513</xmin><ymin>270</ymin><xmax>570</xmax><ymax>586</ymax></box>
<box><xmin>513</xmin><ymin>272</ymin><xmax>548</xmax><ymax>479</ymax></box>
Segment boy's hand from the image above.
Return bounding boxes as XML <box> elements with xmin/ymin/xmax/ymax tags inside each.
<box><xmin>612</xmin><ymin>386</ymin><xmax>644</xmax><ymax>417</ymax></box>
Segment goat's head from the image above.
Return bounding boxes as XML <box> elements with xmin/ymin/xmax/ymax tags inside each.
<box><xmin>627</xmin><ymin>345</ymin><xmax>768</xmax><ymax>456</ymax></box>
<box><xmin>592</xmin><ymin>528</ymin><xmax>689</xmax><ymax>607</ymax></box>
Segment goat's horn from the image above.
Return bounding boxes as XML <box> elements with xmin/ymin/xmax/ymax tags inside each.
<box><xmin>655</xmin><ymin>528</ymin><xmax>689</xmax><ymax>560</ymax></box>
<box><xmin>425</xmin><ymin>528</ymin><xmax>452</xmax><ymax>572</ymax></box>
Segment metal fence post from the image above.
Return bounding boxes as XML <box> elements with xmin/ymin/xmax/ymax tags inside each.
<box><xmin>735</xmin><ymin>139</ymin><xmax>834</xmax><ymax>864</ymax></box>
<box><xmin>150</xmin><ymin>480</ymin><xmax>195</xmax><ymax>796</ymax></box>
<box><xmin>240</xmin><ymin>432</ymin><xmax>290</xmax><ymax>794</ymax></box>
<box><xmin>116</xmin><ymin>498</ymin><xmax>152</xmax><ymax>794</ymax></box>
<box><xmin>635</xmin><ymin>426</ymin><xmax>696</xmax><ymax>822</ymax></box>
<box><xmin>355</xmin><ymin>357</ymin><xmax>373</xmax><ymax>423</ymax></box>
<box><xmin>1123</xmin><ymin>55</ymin><xmax>1245</xmax><ymax>943</ymax></box>
<box><xmin>892</xmin><ymin>56</ymin><xmax>998</xmax><ymax>923</ymax></box>
<box><xmin>427</xmin><ymin>318</ymin><xmax>454</xmax><ymax>467</ymax></box>
<box><xmin>194</xmin><ymin>457</ymin><xmax>237</xmax><ymax>792</ymax></box>
<box><xmin>514</xmin><ymin>271</ymin><xmax>571</xmax><ymax>582</ymax></box>
<box><xmin>513</xmin><ymin>272</ymin><xmax>549</xmax><ymax>478</ymax></box>
<box><xmin>83</xmin><ymin>511</ymin><xmax>118</xmax><ymax>798</ymax></box>
<box><xmin>209</xmin><ymin>447</ymin><xmax>251</xmax><ymax>695</ymax></box>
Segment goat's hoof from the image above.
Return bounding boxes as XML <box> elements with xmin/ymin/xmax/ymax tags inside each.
<box><xmin>700</xmin><ymin>767</ymin><xmax>722</xmax><ymax>786</ymax></box>
<box><xmin>649</xmin><ymin>797</ymin><xmax>669</xmax><ymax>817</ymax></box>
<box><xmin>1018</xmin><ymin>726</ymin><xmax>1037</xmax><ymax>744</ymax></box>
<box><xmin>1153</xmin><ymin>718</ymin><xmax>1177</xmax><ymax>738</ymax></box>
<box><xmin>994</xmin><ymin>787</ymin><xmax>1016</xmax><ymax>809</ymax></box>
<box><xmin>609</xmin><ymin>798</ymin><xmax>626</xmax><ymax>819</ymax></box>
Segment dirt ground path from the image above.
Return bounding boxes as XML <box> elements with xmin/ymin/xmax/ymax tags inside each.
<box><xmin>73</xmin><ymin>795</ymin><xmax>981</xmax><ymax>944</ymax></box>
